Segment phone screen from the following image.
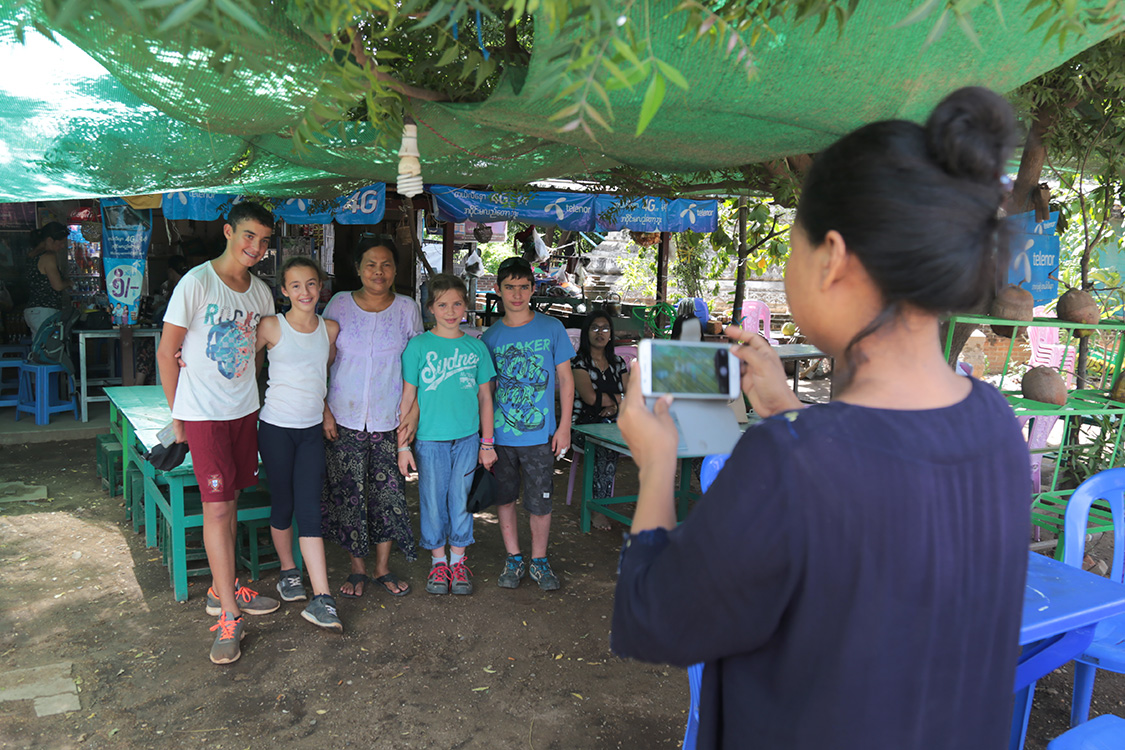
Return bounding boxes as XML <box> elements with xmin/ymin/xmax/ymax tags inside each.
<box><xmin>650</xmin><ymin>342</ymin><xmax>733</xmax><ymax>396</ymax></box>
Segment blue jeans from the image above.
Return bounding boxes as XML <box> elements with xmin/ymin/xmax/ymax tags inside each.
<box><xmin>415</xmin><ymin>435</ymin><xmax>479</xmax><ymax>550</ymax></box>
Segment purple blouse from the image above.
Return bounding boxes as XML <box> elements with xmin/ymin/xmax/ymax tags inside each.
<box><xmin>324</xmin><ymin>291</ymin><xmax>423</xmax><ymax>433</ymax></box>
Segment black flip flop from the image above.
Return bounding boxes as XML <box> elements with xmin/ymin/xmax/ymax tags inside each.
<box><xmin>374</xmin><ymin>573</ymin><xmax>411</xmax><ymax>597</ymax></box>
<box><xmin>339</xmin><ymin>573</ymin><xmax>370</xmax><ymax>599</ymax></box>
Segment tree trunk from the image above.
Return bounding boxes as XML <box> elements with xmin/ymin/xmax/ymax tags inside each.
<box><xmin>732</xmin><ymin>197</ymin><xmax>748</xmax><ymax>325</ymax></box>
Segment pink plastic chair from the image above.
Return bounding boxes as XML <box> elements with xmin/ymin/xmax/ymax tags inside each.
<box><xmin>566</xmin><ymin>328</ymin><xmax>582</xmax><ymax>353</ymax></box>
<box><xmin>614</xmin><ymin>345</ymin><xmax>638</xmax><ymax>365</ymax></box>
<box><xmin>739</xmin><ymin>300</ymin><xmax>776</xmax><ymax>344</ymax></box>
<box><xmin>1028</xmin><ymin>306</ymin><xmax>1076</xmax><ymax>387</ymax></box>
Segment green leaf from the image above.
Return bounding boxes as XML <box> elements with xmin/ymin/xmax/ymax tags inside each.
<box><xmin>923</xmin><ymin>8</ymin><xmax>951</xmax><ymax>47</ymax></box>
<box><xmin>436</xmin><ymin>45</ymin><xmax>460</xmax><ymax>67</ymax></box>
<box><xmin>585</xmin><ymin>103</ymin><xmax>613</xmax><ymax>132</ymax></box>
<box><xmin>954</xmin><ymin>11</ymin><xmax>981</xmax><ymax>49</ymax></box>
<box><xmin>610</xmin><ymin>36</ymin><xmax>642</xmax><ymax>68</ymax></box>
<box><xmin>155</xmin><ymin>0</ymin><xmax>208</xmax><ymax>34</ymax></box>
<box><xmin>214</xmin><ymin>0</ymin><xmax>267</xmax><ymax>36</ymax></box>
<box><xmin>894</xmin><ymin>0</ymin><xmax>944</xmax><ymax>28</ymax></box>
<box><xmin>653</xmin><ymin>59</ymin><xmax>688</xmax><ymax>90</ymax></box>
<box><xmin>601</xmin><ymin>57</ymin><xmax>633</xmax><ymax>89</ymax></box>
<box><xmin>635</xmin><ymin>73</ymin><xmax>666</xmax><ymax>136</ymax></box>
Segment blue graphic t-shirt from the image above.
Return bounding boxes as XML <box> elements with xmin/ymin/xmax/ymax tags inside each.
<box><xmin>482</xmin><ymin>313</ymin><xmax>576</xmax><ymax>447</ymax></box>
<box><xmin>402</xmin><ymin>332</ymin><xmax>496</xmax><ymax>441</ymax></box>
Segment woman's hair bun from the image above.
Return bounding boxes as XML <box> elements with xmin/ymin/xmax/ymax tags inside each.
<box><xmin>925</xmin><ymin>87</ymin><xmax>1017</xmax><ymax>184</ymax></box>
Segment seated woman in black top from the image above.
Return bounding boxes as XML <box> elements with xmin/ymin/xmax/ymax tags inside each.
<box><xmin>613</xmin><ymin>87</ymin><xmax>1031</xmax><ymax>749</ymax></box>
<box><xmin>571</xmin><ymin>312</ymin><xmax>629</xmax><ymax>529</ymax></box>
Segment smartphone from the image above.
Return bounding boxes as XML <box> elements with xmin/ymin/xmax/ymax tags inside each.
<box><xmin>638</xmin><ymin>339</ymin><xmax>740</xmax><ymax>400</ymax></box>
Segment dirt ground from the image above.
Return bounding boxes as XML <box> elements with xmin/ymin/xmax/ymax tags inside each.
<box><xmin>0</xmin><ymin>439</ymin><xmax>687</xmax><ymax>750</ymax></box>
<box><xmin>2</xmin><ymin>432</ymin><xmax>1124</xmax><ymax>750</ymax></box>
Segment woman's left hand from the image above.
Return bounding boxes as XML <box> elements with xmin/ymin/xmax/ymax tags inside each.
<box><xmin>618</xmin><ymin>362</ymin><xmax>678</xmax><ymax>474</ymax></box>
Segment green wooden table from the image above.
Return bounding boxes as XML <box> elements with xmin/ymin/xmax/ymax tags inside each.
<box><xmin>572</xmin><ymin>420</ymin><xmax>756</xmax><ymax>533</ymax></box>
<box><xmin>104</xmin><ymin>386</ymin><xmax>286</xmax><ymax>602</ymax></box>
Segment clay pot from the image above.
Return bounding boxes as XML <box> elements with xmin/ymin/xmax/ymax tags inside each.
<box><xmin>1057</xmin><ymin>288</ymin><xmax>1099</xmax><ymax>337</ymax></box>
<box><xmin>990</xmin><ymin>285</ymin><xmax>1034</xmax><ymax>338</ymax></box>
<box><xmin>1022</xmin><ymin>366</ymin><xmax>1068</xmax><ymax>406</ymax></box>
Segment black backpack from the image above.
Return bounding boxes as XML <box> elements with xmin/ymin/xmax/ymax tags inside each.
<box><xmin>29</xmin><ymin>306</ymin><xmax>79</xmax><ymax>376</ymax></box>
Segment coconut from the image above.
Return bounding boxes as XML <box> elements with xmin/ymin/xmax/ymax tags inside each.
<box><xmin>1022</xmin><ymin>366</ymin><xmax>1068</xmax><ymax>406</ymax></box>
<box><xmin>990</xmin><ymin>285</ymin><xmax>1034</xmax><ymax>338</ymax></box>
<box><xmin>1111</xmin><ymin>373</ymin><xmax>1125</xmax><ymax>404</ymax></box>
<box><xmin>1057</xmin><ymin>288</ymin><xmax>1100</xmax><ymax>337</ymax></box>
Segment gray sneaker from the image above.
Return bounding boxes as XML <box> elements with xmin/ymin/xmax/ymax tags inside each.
<box><xmin>301</xmin><ymin>595</ymin><xmax>343</xmax><ymax>633</ymax></box>
<box><xmin>451</xmin><ymin>558</ymin><xmax>473</xmax><ymax>595</ymax></box>
<box><xmin>497</xmin><ymin>555</ymin><xmax>525</xmax><ymax>589</ymax></box>
<box><xmin>276</xmin><ymin>569</ymin><xmax>307</xmax><ymax>602</ymax></box>
<box><xmin>209</xmin><ymin>612</ymin><xmax>245</xmax><ymax>665</ymax></box>
<box><xmin>205</xmin><ymin>581</ymin><xmax>281</xmax><ymax>616</ymax></box>
<box><xmin>529</xmin><ymin>557</ymin><xmax>560</xmax><ymax>591</ymax></box>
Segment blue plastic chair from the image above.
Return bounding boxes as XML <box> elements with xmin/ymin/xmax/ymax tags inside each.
<box><xmin>1063</xmin><ymin>468</ymin><xmax>1125</xmax><ymax>726</ymax></box>
<box><xmin>681</xmin><ymin>454</ymin><xmax>730</xmax><ymax>750</ymax></box>
<box><xmin>1048</xmin><ymin>714</ymin><xmax>1125</xmax><ymax>748</ymax></box>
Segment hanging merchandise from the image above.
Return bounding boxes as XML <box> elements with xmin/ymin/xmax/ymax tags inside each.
<box><xmin>531</xmin><ymin>228</ymin><xmax>550</xmax><ymax>264</ymax></box>
<box><xmin>100</xmin><ymin>197</ymin><xmax>152</xmax><ymax>325</ymax></box>
<box><xmin>473</xmin><ymin>223</ymin><xmax>493</xmax><ymax>243</ymax></box>
<box><xmin>464</xmin><ymin>246</ymin><xmax>483</xmax><ymax>277</ymax></box>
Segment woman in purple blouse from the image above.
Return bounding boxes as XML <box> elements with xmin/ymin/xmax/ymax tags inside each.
<box><xmin>322</xmin><ymin>237</ymin><xmax>422</xmax><ymax>598</ymax></box>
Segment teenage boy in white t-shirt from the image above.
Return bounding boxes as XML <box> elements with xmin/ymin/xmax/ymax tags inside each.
<box><xmin>157</xmin><ymin>202</ymin><xmax>279</xmax><ymax>665</ymax></box>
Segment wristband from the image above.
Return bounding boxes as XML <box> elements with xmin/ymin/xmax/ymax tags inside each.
<box><xmin>397</xmin><ymin>446</ymin><xmax>412</xmax><ymax>453</ymax></box>
<box><xmin>480</xmin><ymin>437</ymin><xmax>494</xmax><ymax>444</ymax></box>
<box><xmin>480</xmin><ymin>444</ymin><xmax>495</xmax><ymax>451</ymax></box>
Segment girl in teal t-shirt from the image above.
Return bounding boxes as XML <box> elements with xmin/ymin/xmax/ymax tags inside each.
<box><xmin>399</xmin><ymin>275</ymin><xmax>497</xmax><ymax>596</ymax></box>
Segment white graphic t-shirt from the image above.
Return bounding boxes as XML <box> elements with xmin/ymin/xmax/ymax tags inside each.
<box><xmin>164</xmin><ymin>262</ymin><xmax>274</xmax><ymax>421</ymax></box>
<box><xmin>401</xmin><ymin>331</ymin><xmax>496</xmax><ymax>441</ymax></box>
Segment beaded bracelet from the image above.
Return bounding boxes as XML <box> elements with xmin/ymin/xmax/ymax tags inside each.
<box><xmin>397</xmin><ymin>446</ymin><xmax>411</xmax><ymax>453</ymax></box>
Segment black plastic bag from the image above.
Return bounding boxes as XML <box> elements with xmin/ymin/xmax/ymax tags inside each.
<box><xmin>145</xmin><ymin>441</ymin><xmax>188</xmax><ymax>471</ymax></box>
<box><xmin>466</xmin><ymin>465</ymin><xmax>498</xmax><ymax>513</ymax></box>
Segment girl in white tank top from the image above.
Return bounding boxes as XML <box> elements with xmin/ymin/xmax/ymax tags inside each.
<box><xmin>255</xmin><ymin>258</ymin><xmax>341</xmax><ymax>632</ymax></box>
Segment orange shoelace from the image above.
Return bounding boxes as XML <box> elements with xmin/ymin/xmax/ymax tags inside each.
<box><xmin>210</xmin><ymin>615</ymin><xmax>240</xmax><ymax>640</ymax></box>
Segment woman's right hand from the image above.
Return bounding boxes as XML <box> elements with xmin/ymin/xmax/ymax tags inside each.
<box><xmin>725</xmin><ymin>325</ymin><xmax>804</xmax><ymax>418</ymax></box>
<box><xmin>323</xmin><ymin>409</ymin><xmax>338</xmax><ymax>441</ymax></box>
<box><xmin>172</xmin><ymin>418</ymin><xmax>187</xmax><ymax>444</ymax></box>
<box><xmin>398</xmin><ymin>449</ymin><xmax>416</xmax><ymax>477</ymax></box>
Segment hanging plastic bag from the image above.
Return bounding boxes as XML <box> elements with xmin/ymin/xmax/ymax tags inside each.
<box><xmin>531</xmin><ymin>228</ymin><xmax>550</xmax><ymax>264</ymax></box>
<box><xmin>464</xmin><ymin>247</ymin><xmax>483</xmax><ymax>277</ymax></box>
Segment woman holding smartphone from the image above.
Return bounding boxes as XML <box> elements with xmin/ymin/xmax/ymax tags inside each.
<box><xmin>613</xmin><ymin>88</ymin><xmax>1031</xmax><ymax>749</ymax></box>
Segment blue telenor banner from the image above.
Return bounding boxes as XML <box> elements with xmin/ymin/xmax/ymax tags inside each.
<box><xmin>101</xmin><ymin>197</ymin><xmax>152</xmax><ymax>325</ymax></box>
<box><xmin>431</xmin><ymin>186</ymin><xmax>719</xmax><ymax>233</ymax></box>
<box><xmin>1006</xmin><ymin>211</ymin><xmax>1060</xmax><ymax>305</ymax></box>
<box><xmin>161</xmin><ymin>184</ymin><xmax>386</xmax><ymax>225</ymax></box>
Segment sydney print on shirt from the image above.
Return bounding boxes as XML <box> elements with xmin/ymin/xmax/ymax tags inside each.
<box><xmin>420</xmin><ymin>347</ymin><xmax>481</xmax><ymax>391</ymax></box>
<box><xmin>202</xmin><ymin>303</ymin><xmax>261</xmax><ymax>380</ymax></box>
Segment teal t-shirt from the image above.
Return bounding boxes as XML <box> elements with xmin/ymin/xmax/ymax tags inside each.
<box><xmin>481</xmin><ymin>312</ymin><xmax>576</xmax><ymax>447</ymax></box>
<box><xmin>402</xmin><ymin>331</ymin><xmax>496</xmax><ymax>441</ymax></box>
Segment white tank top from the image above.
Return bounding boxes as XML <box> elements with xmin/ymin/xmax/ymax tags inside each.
<box><xmin>260</xmin><ymin>315</ymin><xmax>330</xmax><ymax>429</ymax></box>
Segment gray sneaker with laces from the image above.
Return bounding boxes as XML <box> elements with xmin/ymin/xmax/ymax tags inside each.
<box><xmin>209</xmin><ymin>612</ymin><xmax>245</xmax><ymax>665</ymax></box>
<box><xmin>529</xmin><ymin>557</ymin><xmax>560</xmax><ymax>591</ymax></box>
<box><xmin>205</xmin><ymin>580</ymin><xmax>280</xmax><ymax>616</ymax></box>
<box><xmin>497</xmin><ymin>554</ymin><xmax>525</xmax><ymax>589</ymax></box>
<box><xmin>276</xmin><ymin>569</ymin><xmax>307</xmax><ymax>602</ymax></box>
<box><xmin>301</xmin><ymin>595</ymin><xmax>343</xmax><ymax>633</ymax></box>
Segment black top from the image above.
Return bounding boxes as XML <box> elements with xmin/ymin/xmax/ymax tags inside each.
<box><xmin>572</xmin><ymin>351</ymin><xmax>628</xmax><ymax>425</ymax></box>
<box><xmin>25</xmin><ymin>252</ymin><xmax>62</xmax><ymax>309</ymax></box>
<box><xmin>612</xmin><ymin>377</ymin><xmax>1031</xmax><ymax>749</ymax></box>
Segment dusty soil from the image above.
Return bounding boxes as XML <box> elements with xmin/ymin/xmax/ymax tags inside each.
<box><xmin>0</xmin><ymin>440</ymin><xmax>686</xmax><ymax>750</ymax></box>
<box><xmin>2</xmin><ymin>430</ymin><xmax>1124</xmax><ymax>750</ymax></box>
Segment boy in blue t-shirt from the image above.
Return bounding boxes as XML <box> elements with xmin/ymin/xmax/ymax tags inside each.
<box><xmin>481</xmin><ymin>257</ymin><xmax>575</xmax><ymax>591</ymax></box>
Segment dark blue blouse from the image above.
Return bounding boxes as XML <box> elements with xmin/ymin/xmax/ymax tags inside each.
<box><xmin>613</xmin><ymin>377</ymin><xmax>1031</xmax><ymax>749</ymax></box>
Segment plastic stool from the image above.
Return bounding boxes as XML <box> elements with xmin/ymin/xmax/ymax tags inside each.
<box><xmin>0</xmin><ymin>359</ymin><xmax>20</xmax><ymax>408</ymax></box>
<box><xmin>1047</xmin><ymin>714</ymin><xmax>1125</xmax><ymax>748</ymax></box>
<box><xmin>96</xmin><ymin>434</ymin><xmax>124</xmax><ymax>496</ymax></box>
<box><xmin>16</xmin><ymin>363</ymin><xmax>78</xmax><ymax>425</ymax></box>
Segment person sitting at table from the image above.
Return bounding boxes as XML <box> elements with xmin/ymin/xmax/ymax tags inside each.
<box><xmin>571</xmin><ymin>312</ymin><xmax>629</xmax><ymax>531</ymax></box>
<box><xmin>612</xmin><ymin>87</ymin><xmax>1032</xmax><ymax>749</ymax></box>
<box><xmin>157</xmin><ymin>201</ymin><xmax>281</xmax><ymax>666</ymax></box>
<box><xmin>23</xmin><ymin>222</ymin><xmax>70</xmax><ymax>339</ymax></box>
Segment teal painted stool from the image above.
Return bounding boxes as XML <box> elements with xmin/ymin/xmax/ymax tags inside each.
<box><xmin>16</xmin><ymin>363</ymin><xmax>77</xmax><ymax>425</ymax></box>
<box><xmin>95</xmin><ymin>434</ymin><xmax>123</xmax><ymax>496</ymax></box>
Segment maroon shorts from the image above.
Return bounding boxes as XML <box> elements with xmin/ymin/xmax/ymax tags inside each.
<box><xmin>182</xmin><ymin>412</ymin><xmax>260</xmax><ymax>503</ymax></box>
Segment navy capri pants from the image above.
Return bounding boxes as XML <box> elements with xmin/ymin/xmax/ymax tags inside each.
<box><xmin>258</xmin><ymin>421</ymin><xmax>326</xmax><ymax>537</ymax></box>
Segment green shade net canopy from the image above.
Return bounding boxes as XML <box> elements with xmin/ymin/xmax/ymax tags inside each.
<box><xmin>0</xmin><ymin>1</ymin><xmax>1118</xmax><ymax>201</ymax></box>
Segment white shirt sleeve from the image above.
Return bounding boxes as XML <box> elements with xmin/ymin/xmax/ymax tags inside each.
<box><xmin>162</xmin><ymin>272</ymin><xmax>199</xmax><ymax>329</ymax></box>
